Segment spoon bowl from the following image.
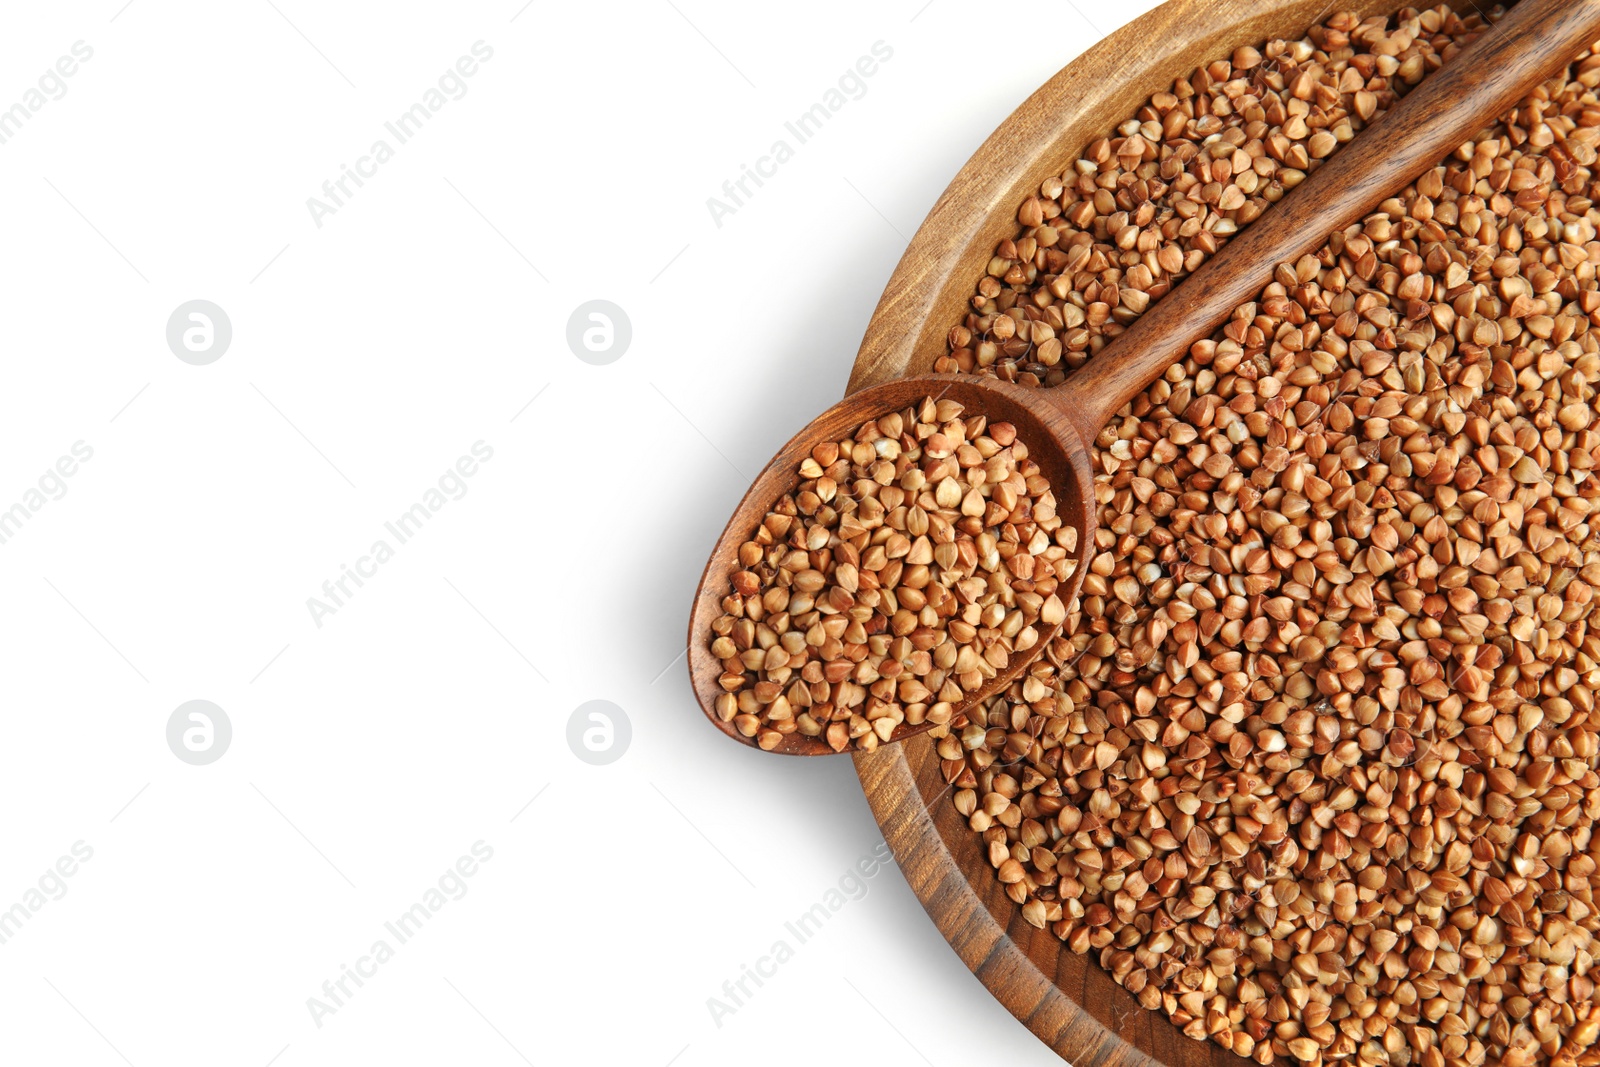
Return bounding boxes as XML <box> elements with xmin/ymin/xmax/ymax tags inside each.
<box><xmin>686</xmin><ymin>372</ymin><xmax>1100</xmax><ymax>756</ymax></box>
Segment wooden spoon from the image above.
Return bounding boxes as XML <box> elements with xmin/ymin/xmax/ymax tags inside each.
<box><xmin>688</xmin><ymin>0</ymin><xmax>1600</xmax><ymax>755</ymax></box>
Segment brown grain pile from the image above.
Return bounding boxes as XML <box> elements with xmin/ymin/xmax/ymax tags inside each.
<box><xmin>935</xmin><ymin>8</ymin><xmax>1481</xmax><ymax>386</ymax></box>
<box><xmin>934</xmin><ymin>6</ymin><xmax>1600</xmax><ymax>1067</ymax></box>
<box><xmin>708</xmin><ymin>398</ymin><xmax>1072</xmax><ymax>752</ymax></box>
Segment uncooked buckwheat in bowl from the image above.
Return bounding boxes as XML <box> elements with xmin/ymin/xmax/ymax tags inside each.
<box><xmin>931</xmin><ymin>6</ymin><xmax>1600</xmax><ymax>1067</ymax></box>
<box><xmin>706</xmin><ymin>397</ymin><xmax>1074</xmax><ymax>753</ymax></box>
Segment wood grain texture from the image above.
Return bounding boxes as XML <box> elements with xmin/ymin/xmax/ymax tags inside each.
<box><xmin>847</xmin><ymin>0</ymin><xmax>1599</xmax><ymax>1064</ymax></box>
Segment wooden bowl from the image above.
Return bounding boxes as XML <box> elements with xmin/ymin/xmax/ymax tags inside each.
<box><xmin>846</xmin><ymin>1</ymin><xmax>1483</xmax><ymax>1064</ymax></box>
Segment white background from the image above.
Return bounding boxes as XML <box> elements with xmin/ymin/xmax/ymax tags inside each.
<box><xmin>0</xmin><ymin>1</ymin><xmax>1161</xmax><ymax>1064</ymax></box>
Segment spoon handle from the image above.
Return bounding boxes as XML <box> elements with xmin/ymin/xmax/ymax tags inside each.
<box><xmin>1057</xmin><ymin>0</ymin><xmax>1600</xmax><ymax>440</ymax></box>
